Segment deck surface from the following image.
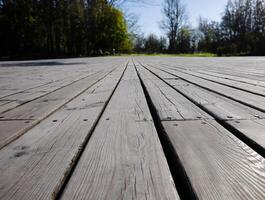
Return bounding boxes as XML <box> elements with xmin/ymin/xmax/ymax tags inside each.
<box><xmin>1</xmin><ymin>56</ymin><xmax>265</xmax><ymax>199</ymax></box>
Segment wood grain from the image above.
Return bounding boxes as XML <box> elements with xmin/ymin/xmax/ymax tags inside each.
<box><xmin>162</xmin><ymin>120</ymin><xmax>265</xmax><ymax>199</ymax></box>
<box><xmin>60</xmin><ymin>64</ymin><xmax>180</xmax><ymax>200</ymax></box>
<box><xmin>0</xmin><ymin>65</ymin><xmax>126</xmax><ymax>200</ymax></box>
<box><xmin>152</xmin><ymin>65</ymin><xmax>265</xmax><ymax>112</ymax></box>
<box><xmin>136</xmin><ymin>65</ymin><xmax>211</xmax><ymax>121</ymax></box>
<box><xmin>164</xmin><ymin>65</ymin><xmax>265</xmax><ymax>97</ymax></box>
<box><xmin>0</xmin><ymin>64</ymin><xmax>121</xmax><ymax>149</ymax></box>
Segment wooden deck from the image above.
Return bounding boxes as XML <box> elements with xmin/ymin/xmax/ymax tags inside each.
<box><xmin>1</xmin><ymin>56</ymin><xmax>265</xmax><ymax>199</ymax></box>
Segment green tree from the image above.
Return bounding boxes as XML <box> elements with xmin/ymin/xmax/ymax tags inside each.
<box><xmin>86</xmin><ymin>0</ymin><xmax>131</xmax><ymax>55</ymax></box>
<box><xmin>144</xmin><ymin>34</ymin><xmax>160</xmax><ymax>53</ymax></box>
<box><xmin>177</xmin><ymin>27</ymin><xmax>192</xmax><ymax>53</ymax></box>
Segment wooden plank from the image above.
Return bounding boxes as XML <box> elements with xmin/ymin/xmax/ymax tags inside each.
<box><xmin>164</xmin><ymin>66</ymin><xmax>265</xmax><ymax>97</ymax></box>
<box><xmin>227</xmin><ymin>119</ymin><xmax>265</xmax><ymax>153</ymax></box>
<box><xmin>166</xmin><ymin>78</ymin><xmax>265</xmax><ymax>155</ymax></box>
<box><xmin>136</xmin><ymin>65</ymin><xmax>211</xmax><ymax>121</ymax></box>
<box><xmin>135</xmin><ymin>58</ymin><xmax>265</xmax><ymax>199</ymax></box>
<box><xmin>149</xmin><ymin>63</ymin><xmax>261</xmax><ymax>121</ymax></box>
<box><xmin>0</xmin><ymin>101</ymin><xmax>21</xmax><ymax>114</ymax></box>
<box><xmin>136</xmin><ymin>62</ymin><xmax>265</xmax><ymax>121</ymax></box>
<box><xmin>0</xmin><ymin>101</ymin><xmax>11</xmax><ymax>106</ymax></box>
<box><xmin>60</xmin><ymin>64</ymin><xmax>180</xmax><ymax>200</ymax></box>
<box><xmin>0</xmin><ymin>71</ymin><xmax>100</xmax><ymax>114</ymax></box>
<box><xmin>197</xmin><ymin>70</ymin><xmax>265</xmax><ymax>88</ymax></box>
<box><xmin>0</xmin><ymin>57</ymin><xmax>124</xmax><ymax>98</ymax></box>
<box><xmin>0</xmin><ymin>70</ymin><xmax>116</xmax><ymax>120</ymax></box>
<box><xmin>151</xmin><ymin>65</ymin><xmax>265</xmax><ymax>112</ymax></box>
<box><xmin>0</xmin><ymin>58</ymin><xmax>126</xmax><ymax>111</ymax></box>
<box><xmin>194</xmin><ymin>67</ymin><xmax>265</xmax><ymax>82</ymax></box>
<box><xmin>163</xmin><ymin>77</ymin><xmax>265</xmax><ymax>121</ymax></box>
<box><xmin>142</xmin><ymin>62</ymin><xmax>265</xmax><ymax>157</ymax></box>
<box><xmin>136</xmin><ymin>56</ymin><xmax>265</xmax><ymax>82</ymax></box>
<box><xmin>0</xmin><ymin>120</ymin><xmax>35</xmax><ymax>145</ymax></box>
<box><xmin>0</xmin><ymin>65</ymin><xmax>119</xmax><ymax>149</ymax></box>
<box><xmin>162</xmin><ymin>120</ymin><xmax>265</xmax><ymax>199</ymax></box>
<box><xmin>0</xmin><ymin>72</ymin><xmax>97</xmax><ymax>101</ymax></box>
<box><xmin>0</xmin><ymin>65</ymin><xmax>126</xmax><ymax>200</ymax></box>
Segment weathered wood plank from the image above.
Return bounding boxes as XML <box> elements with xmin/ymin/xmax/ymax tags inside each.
<box><xmin>0</xmin><ymin>63</ymin><xmax>121</xmax><ymax>149</ymax></box>
<box><xmin>197</xmin><ymin>70</ymin><xmax>265</xmax><ymax>88</ymax></box>
<box><xmin>0</xmin><ymin>58</ymin><xmax>125</xmax><ymax>112</ymax></box>
<box><xmin>151</xmin><ymin>65</ymin><xmax>265</xmax><ymax>112</ymax></box>
<box><xmin>148</xmin><ymin>68</ymin><xmax>265</xmax><ymax>121</ymax></box>
<box><xmin>0</xmin><ymin>101</ymin><xmax>21</xmax><ymax>114</ymax></box>
<box><xmin>0</xmin><ymin>65</ymin><xmax>126</xmax><ymax>200</ymax></box>
<box><xmin>135</xmin><ymin>59</ymin><xmax>265</xmax><ymax>199</ymax></box>
<box><xmin>0</xmin><ymin>57</ymin><xmax>125</xmax><ymax>98</ymax></box>
<box><xmin>136</xmin><ymin>65</ymin><xmax>211</xmax><ymax>121</ymax></box>
<box><xmin>136</xmin><ymin>56</ymin><xmax>265</xmax><ymax>82</ymax></box>
<box><xmin>227</xmin><ymin>119</ymin><xmax>265</xmax><ymax>153</ymax></box>
<box><xmin>0</xmin><ymin>71</ymin><xmax>97</xmax><ymax>102</ymax></box>
<box><xmin>162</xmin><ymin>120</ymin><xmax>265</xmax><ymax>199</ymax></box>
<box><xmin>0</xmin><ymin>71</ymin><xmax>101</xmax><ymax>114</ymax></box>
<box><xmin>0</xmin><ymin>101</ymin><xmax>12</xmax><ymax>106</ymax></box>
<box><xmin>164</xmin><ymin>66</ymin><xmax>265</xmax><ymax>97</ymax></box>
<box><xmin>142</xmin><ymin>63</ymin><xmax>265</xmax><ymax>155</ymax></box>
<box><xmin>60</xmin><ymin>64</ymin><xmax>180</xmax><ymax>200</ymax></box>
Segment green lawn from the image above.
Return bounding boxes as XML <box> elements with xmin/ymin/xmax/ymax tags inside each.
<box><xmin>120</xmin><ymin>53</ymin><xmax>217</xmax><ymax>57</ymax></box>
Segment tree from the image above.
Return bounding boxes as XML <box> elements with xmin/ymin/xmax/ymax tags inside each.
<box><xmin>177</xmin><ymin>26</ymin><xmax>192</xmax><ymax>53</ymax></box>
<box><xmin>144</xmin><ymin>34</ymin><xmax>160</xmax><ymax>53</ymax></box>
<box><xmin>133</xmin><ymin>34</ymin><xmax>145</xmax><ymax>53</ymax></box>
<box><xmin>159</xmin><ymin>36</ymin><xmax>168</xmax><ymax>52</ymax></box>
<box><xmin>0</xmin><ymin>0</ymin><xmax>132</xmax><ymax>59</ymax></box>
<box><xmin>161</xmin><ymin>0</ymin><xmax>186</xmax><ymax>52</ymax></box>
<box><xmin>252</xmin><ymin>0</ymin><xmax>265</xmax><ymax>54</ymax></box>
<box><xmin>86</xmin><ymin>0</ymin><xmax>131</xmax><ymax>54</ymax></box>
<box><xmin>198</xmin><ymin>18</ymin><xmax>221</xmax><ymax>53</ymax></box>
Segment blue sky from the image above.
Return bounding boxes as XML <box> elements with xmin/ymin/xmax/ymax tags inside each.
<box><xmin>124</xmin><ymin>0</ymin><xmax>228</xmax><ymax>36</ymax></box>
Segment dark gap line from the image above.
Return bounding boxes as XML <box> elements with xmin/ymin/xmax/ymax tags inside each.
<box><xmin>196</xmin><ymin>70</ymin><xmax>265</xmax><ymax>88</ymax></box>
<box><xmin>140</xmin><ymin>63</ymin><xmax>265</xmax><ymax>158</ymax></box>
<box><xmin>158</xmin><ymin>62</ymin><xmax>265</xmax><ymax>87</ymax></box>
<box><xmin>160</xmin><ymin>118</ymin><xmax>210</xmax><ymax>122</ymax></box>
<box><xmin>0</xmin><ymin>119</ymin><xmax>35</xmax><ymax>121</ymax></box>
<box><xmin>54</xmin><ymin>61</ymin><xmax>129</xmax><ymax>200</ymax></box>
<box><xmin>133</xmin><ymin>61</ymin><xmax>198</xmax><ymax>200</ymax></box>
<box><xmin>148</xmin><ymin>63</ymin><xmax>265</xmax><ymax>114</ymax></box>
<box><xmin>0</xmin><ymin>82</ymin><xmax>54</xmax><ymax>100</ymax></box>
<box><xmin>0</xmin><ymin>67</ymin><xmax>109</xmax><ymax>114</ymax></box>
<box><xmin>162</xmin><ymin>64</ymin><xmax>265</xmax><ymax>98</ymax></box>
<box><xmin>0</xmin><ymin>65</ymin><xmax>122</xmax><ymax>150</ymax></box>
<box><xmin>0</xmin><ymin>71</ymin><xmax>100</xmax><ymax>114</ymax></box>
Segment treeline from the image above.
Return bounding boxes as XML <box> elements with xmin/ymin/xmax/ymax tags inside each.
<box><xmin>199</xmin><ymin>0</ymin><xmax>265</xmax><ymax>56</ymax></box>
<box><xmin>134</xmin><ymin>0</ymin><xmax>265</xmax><ymax>56</ymax></box>
<box><xmin>0</xmin><ymin>0</ymin><xmax>132</xmax><ymax>59</ymax></box>
<box><xmin>1</xmin><ymin>0</ymin><xmax>265</xmax><ymax>58</ymax></box>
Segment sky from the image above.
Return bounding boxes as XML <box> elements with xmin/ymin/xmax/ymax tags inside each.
<box><xmin>124</xmin><ymin>0</ymin><xmax>228</xmax><ymax>36</ymax></box>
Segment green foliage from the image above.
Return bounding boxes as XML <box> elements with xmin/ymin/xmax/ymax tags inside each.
<box><xmin>177</xmin><ymin>27</ymin><xmax>192</xmax><ymax>53</ymax></box>
<box><xmin>128</xmin><ymin>53</ymin><xmax>216</xmax><ymax>57</ymax></box>
<box><xmin>144</xmin><ymin>34</ymin><xmax>161</xmax><ymax>53</ymax></box>
<box><xmin>199</xmin><ymin>0</ymin><xmax>265</xmax><ymax>56</ymax></box>
<box><xmin>0</xmin><ymin>0</ymin><xmax>132</xmax><ymax>59</ymax></box>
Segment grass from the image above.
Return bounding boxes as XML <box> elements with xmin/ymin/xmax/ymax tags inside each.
<box><xmin>174</xmin><ymin>53</ymin><xmax>216</xmax><ymax>57</ymax></box>
<box><xmin>118</xmin><ymin>53</ymin><xmax>217</xmax><ymax>57</ymax></box>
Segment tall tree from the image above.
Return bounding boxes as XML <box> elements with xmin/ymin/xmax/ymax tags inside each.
<box><xmin>85</xmin><ymin>0</ymin><xmax>131</xmax><ymax>54</ymax></box>
<box><xmin>161</xmin><ymin>0</ymin><xmax>186</xmax><ymax>53</ymax></box>
<box><xmin>144</xmin><ymin>34</ymin><xmax>160</xmax><ymax>53</ymax></box>
<box><xmin>177</xmin><ymin>26</ymin><xmax>192</xmax><ymax>53</ymax></box>
<box><xmin>198</xmin><ymin>18</ymin><xmax>221</xmax><ymax>53</ymax></box>
<box><xmin>0</xmin><ymin>0</ymin><xmax>132</xmax><ymax>59</ymax></box>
